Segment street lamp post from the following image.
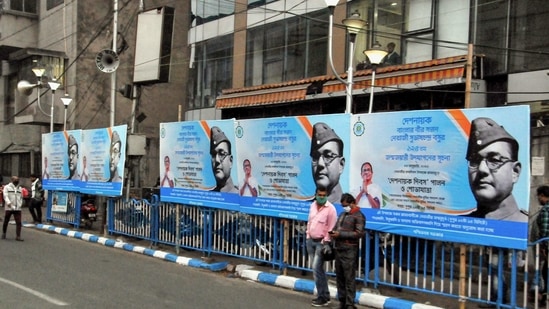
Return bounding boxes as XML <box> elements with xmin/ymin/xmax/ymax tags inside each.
<box><xmin>32</xmin><ymin>66</ymin><xmax>46</xmax><ymax>127</ymax></box>
<box><xmin>61</xmin><ymin>94</ymin><xmax>73</xmax><ymax>131</ymax></box>
<box><xmin>363</xmin><ymin>42</ymin><xmax>388</xmax><ymax>114</ymax></box>
<box><xmin>325</xmin><ymin>1</ymin><xmax>366</xmax><ymax>114</ymax></box>
<box><xmin>47</xmin><ymin>79</ymin><xmax>61</xmax><ymax>133</ymax></box>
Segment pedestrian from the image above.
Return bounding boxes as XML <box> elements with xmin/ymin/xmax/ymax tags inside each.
<box><xmin>29</xmin><ymin>174</ymin><xmax>44</xmax><ymax>224</ymax></box>
<box><xmin>2</xmin><ymin>176</ymin><xmax>24</xmax><ymax>241</ymax></box>
<box><xmin>536</xmin><ymin>185</ymin><xmax>549</xmax><ymax>305</ymax></box>
<box><xmin>306</xmin><ymin>185</ymin><xmax>337</xmax><ymax>307</ymax></box>
<box><xmin>330</xmin><ymin>193</ymin><xmax>366</xmax><ymax>309</ymax></box>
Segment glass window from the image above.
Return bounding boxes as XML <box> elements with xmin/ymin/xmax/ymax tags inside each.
<box><xmin>306</xmin><ymin>11</ymin><xmax>329</xmax><ymax>78</ymax></box>
<box><xmin>191</xmin><ymin>0</ymin><xmax>235</xmax><ymax>26</ymax></box>
<box><xmin>264</xmin><ymin>22</ymin><xmax>285</xmax><ymax>84</ymax></box>
<box><xmin>405</xmin><ymin>0</ymin><xmax>433</xmax><ymax>32</ymax></box>
<box><xmin>189</xmin><ymin>35</ymin><xmax>233</xmax><ymax>109</ymax></box>
<box><xmin>46</xmin><ymin>0</ymin><xmax>63</xmax><ymax>10</ymax></box>
<box><xmin>350</xmin><ymin>0</ymin><xmax>403</xmax><ymax>66</ymax></box>
<box><xmin>19</xmin><ymin>153</ymin><xmax>31</xmax><ymax>177</ymax></box>
<box><xmin>474</xmin><ymin>0</ymin><xmax>509</xmax><ymax>75</ymax></box>
<box><xmin>245</xmin><ymin>10</ymin><xmax>329</xmax><ymax>86</ymax></box>
<box><xmin>509</xmin><ymin>0</ymin><xmax>549</xmax><ymax>72</ymax></box>
<box><xmin>404</xmin><ymin>34</ymin><xmax>433</xmax><ymax>63</ymax></box>
<box><xmin>7</xmin><ymin>0</ymin><xmax>38</xmax><ymax>14</ymax></box>
<box><xmin>248</xmin><ymin>0</ymin><xmax>278</xmax><ymax>9</ymax></box>
<box><xmin>0</xmin><ymin>155</ymin><xmax>11</xmax><ymax>177</ymax></box>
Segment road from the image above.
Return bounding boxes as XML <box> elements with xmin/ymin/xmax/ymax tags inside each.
<box><xmin>0</xmin><ymin>228</ymin><xmax>315</xmax><ymax>308</ymax></box>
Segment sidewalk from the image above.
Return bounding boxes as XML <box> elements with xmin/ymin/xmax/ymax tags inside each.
<box><xmin>17</xmin><ymin>207</ymin><xmax>448</xmax><ymax>309</ymax></box>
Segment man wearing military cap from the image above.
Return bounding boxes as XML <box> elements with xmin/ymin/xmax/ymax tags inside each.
<box><xmin>310</xmin><ymin>122</ymin><xmax>345</xmax><ymax>204</ymax></box>
<box><xmin>466</xmin><ymin>117</ymin><xmax>526</xmax><ymax>222</ymax></box>
<box><xmin>67</xmin><ymin>134</ymin><xmax>80</xmax><ymax>180</ymax></box>
<box><xmin>108</xmin><ymin>130</ymin><xmax>123</xmax><ymax>182</ymax></box>
<box><xmin>466</xmin><ymin>117</ymin><xmax>526</xmax><ymax>308</ymax></box>
<box><xmin>210</xmin><ymin>126</ymin><xmax>237</xmax><ymax>193</ymax></box>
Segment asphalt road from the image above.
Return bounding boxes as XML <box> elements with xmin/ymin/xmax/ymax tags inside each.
<box><xmin>0</xmin><ymin>228</ymin><xmax>317</xmax><ymax>308</ymax></box>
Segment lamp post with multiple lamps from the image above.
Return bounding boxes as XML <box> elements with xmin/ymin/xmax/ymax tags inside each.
<box><xmin>47</xmin><ymin>79</ymin><xmax>61</xmax><ymax>133</ymax></box>
<box><xmin>17</xmin><ymin>66</ymin><xmax>73</xmax><ymax>132</ymax></box>
<box><xmin>325</xmin><ymin>0</ymin><xmax>367</xmax><ymax>114</ymax></box>
<box><xmin>61</xmin><ymin>94</ymin><xmax>73</xmax><ymax>131</ymax></box>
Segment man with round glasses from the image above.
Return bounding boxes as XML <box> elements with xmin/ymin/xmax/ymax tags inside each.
<box><xmin>210</xmin><ymin>126</ymin><xmax>238</xmax><ymax>193</ymax></box>
<box><xmin>310</xmin><ymin>122</ymin><xmax>345</xmax><ymax>204</ymax></box>
<box><xmin>466</xmin><ymin>117</ymin><xmax>526</xmax><ymax>222</ymax></box>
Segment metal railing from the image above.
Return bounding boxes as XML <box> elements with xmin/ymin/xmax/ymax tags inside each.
<box><xmin>48</xmin><ymin>195</ymin><xmax>547</xmax><ymax>308</ymax></box>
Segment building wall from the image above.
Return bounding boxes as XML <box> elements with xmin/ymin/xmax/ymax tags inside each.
<box><xmin>0</xmin><ymin>0</ymin><xmax>191</xmax><ymax>189</ymax></box>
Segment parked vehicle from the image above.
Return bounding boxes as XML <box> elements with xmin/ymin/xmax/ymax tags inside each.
<box><xmin>80</xmin><ymin>198</ymin><xmax>98</xmax><ymax>229</ymax></box>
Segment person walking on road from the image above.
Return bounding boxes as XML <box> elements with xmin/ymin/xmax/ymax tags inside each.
<box><xmin>306</xmin><ymin>185</ymin><xmax>337</xmax><ymax>307</ymax></box>
<box><xmin>330</xmin><ymin>193</ymin><xmax>366</xmax><ymax>309</ymax></box>
<box><xmin>536</xmin><ymin>185</ymin><xmax>549</xmax><ymax>305</ymax></box>
<box><xmin>29</xmin><ymin>174</ymin><xmax>44</xmax><ymax>224</ymax></box>
<box><xmin>2</xmin><ymin>176</ymin><xmax>24</xmax><ymax>241</ymax></box>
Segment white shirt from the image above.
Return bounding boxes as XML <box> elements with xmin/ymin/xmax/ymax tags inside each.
<box><xmin>352</xmin><ymin>183</ymin><xmax>383</xmax><ymax>208</ymax></box>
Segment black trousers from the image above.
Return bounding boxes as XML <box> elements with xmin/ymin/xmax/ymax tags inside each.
<box><xmin>2</xmin><ymin>210</ymin><xmax>22</xmax><ymax>237</ymax></box>
<box><xmin>29</xmin><ymin>199</ymin><xmax>43</xmax><ymax>223</ymax></box>
<box><xmin>335</xmin><ymin>245</ymin><xmax>359</xmax><ymax>309</ymax></box>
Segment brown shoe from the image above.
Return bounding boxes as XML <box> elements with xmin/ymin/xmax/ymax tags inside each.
<box><xmin>15</xmin><ymin>237</ymin><xmax>23</xmax><ymax>241</ymax></box>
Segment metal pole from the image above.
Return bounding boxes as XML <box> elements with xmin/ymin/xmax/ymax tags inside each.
<box><xmin>346</xmin><ymin>40</ymin><xmax>354</xmax><ymax>114</ymax></box>
<box><xmin>104</xmin><ymin>0</ymin><xmax>118</xmax><ymax>236</ymax></box>
<box><xmin>110</xmin><ymin>0</ymin><xmax>118</xmax><ymax>127</ymax></box>
<box><xmin>368</xmin><ymin>68</ymin><xmax>376</xmax><ymax>114</ymax></box>
<box><xmin>63</xmin><ymin>106</ymin><xmax>68</xmax><ymax>131</ymax></box>
<box><xmin>50</xmin><ymin>90</ymin><xmax>55</xmax><ymax>132</ymax></box>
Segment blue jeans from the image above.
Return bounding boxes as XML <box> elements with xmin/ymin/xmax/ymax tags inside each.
<box><xmin>307</xmin><ymin>238</ymin><xmax>330</xmax><ymax>301</ymax></box>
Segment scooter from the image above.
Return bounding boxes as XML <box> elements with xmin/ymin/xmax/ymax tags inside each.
<box><xmin>80</xmin><ymin>199</ymin><xmax>98</xmax><ymax>229</ymax></box>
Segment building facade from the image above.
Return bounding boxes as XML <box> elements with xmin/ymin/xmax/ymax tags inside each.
<box><xmin>0</xmin><ymin>0</ymin><xmax>191</xmax><ymax>188</ymax></box>
<box><xmin>187</xmin><ymin>0</ymin><xmax>549</xmax><ymax>125</ymax></box>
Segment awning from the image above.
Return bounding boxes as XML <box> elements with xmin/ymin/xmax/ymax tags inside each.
<box><xmin>216</xmin><ymin>55</ymin><xmax>469</xmax><ymax>109</ymax></box>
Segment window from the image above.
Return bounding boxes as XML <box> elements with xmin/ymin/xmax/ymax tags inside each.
<box><xmin>47</xmin><ymin>0</ymin><xmax>63</xmax><ymax>10</ymax></box>
<box><xmin>19</xmin><ymin>153</ymin><xmax>31</xmax><ymax>177</ymax></box>
<box><xmin>248</xmin><ymin>0</ymin><xmax>278</xmax><ymax>9</ymax></box>
<box><xmin>0</xmin><ymin>154</ymin><xmax>11</xmax><ymax>177</ymax></box>
<box><xmin>245</xmin><ymin>10</ymin><xmax>329</xmax><ymax>86</ymax></box>
<box><xmin>3</xmin><ymin>0</ymin><xmax>38</xmax><ymax>14</ymax></box>
<box><xmin>509</xmin><ymin>0</ymin><xmax>549</xmax><ymax>72</ymax></box>
<box><xmin>191</xmin><ymin>0</ymin><xmax>235</xmax><ymax>26</ymax></box>
<box><xmin>189</xmin><ymin>35</ymin><xmax>233</xmax><ymax>109</ymax></box>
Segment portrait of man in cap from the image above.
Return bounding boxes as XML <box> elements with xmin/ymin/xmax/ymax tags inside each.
<box><xmin>465</xmin><ymin>117</ymin><xmax>526</xmax><ymax>222</ymax></box>
<box><xmin>210</xmin><ymin>126</ymin><xmax>237</xmax><ymax>193</ymax></box>
<box><xmin>108</xmin><ymin>130</ymin><xmax>123</xmax><ymax>182</ymax></box>
<box><xmin>67</xmin><ymin>134</ymin><xmax>80</xmax><ymax>180</ymax></box>
<box><xmin>310</xmin><ymin>122</ymin><xmax>345</xmax><ymax>204</ymax></box>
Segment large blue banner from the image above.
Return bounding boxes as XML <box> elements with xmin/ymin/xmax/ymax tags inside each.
<box><xmin>159</xmin><ymin>120</ymin><xmax>239</xmax><ymax>210</ymax></box>
<box><xmin>42</xmin><ymin>130</ymin><xmax>82</xmax><ymax>191</ymax></box>
<box><xmin>79</xmin><ymin>125</ymin><xmax>128</xmax><ymax>196</ymax></box>
<box><xmin>158</xmin><ymin>106</ymin><xmax>529</xmax><ymax>249</ymax></box>
<box><xmin>234</xmin><ymin>114</ymin><xmax>350</xmax><ymax>220</ymax></box>
<box><xmin>350</xmin><ymin>106</ymin><xmax>529</xmax><ymax>249</ymax></box>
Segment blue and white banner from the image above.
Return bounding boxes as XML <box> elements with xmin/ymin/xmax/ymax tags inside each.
<box><xmin>79</xmin><ymin>125</ymin><xmax>127</xmax><ymax>196</ymax></box>
<box><xmin>350</xmin><ymin>106</ymin><xmax>530</xmax><ymax>249</ymax></box>
<box><xmin>42</xmin><ymin>130</ymin><xmax>82</xmax><ymax>192</ymax></box>
<box><xmin>159</xmin><ymin>120</ymin><xmax>239</xmax><ymax>210</ymax></box>
<box><xmin>158</xmin><ymin>107</ymin><xmax>529</xmax><ymax>249</ymax></box>
<box><xmin>234</xmin><ymin>114</ymin><xmax>350</xmax><ymax>220</ymax></box>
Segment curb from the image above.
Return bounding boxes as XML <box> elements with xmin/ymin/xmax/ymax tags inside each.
<box><xmin>30</xmin><ymin>223</ymin><xmax>443</xmax><ymax>309</ymax></box>
<box><xmin>237</xmin><ymin>267</ymin><xmax>443</xmax><ymax>309</ymax></box>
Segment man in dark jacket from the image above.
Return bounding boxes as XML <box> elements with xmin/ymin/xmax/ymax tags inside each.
<box><xmin>330</xmin><ymin>193</ymin><xmax>365</xmax><ymax>309</ymax></box>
